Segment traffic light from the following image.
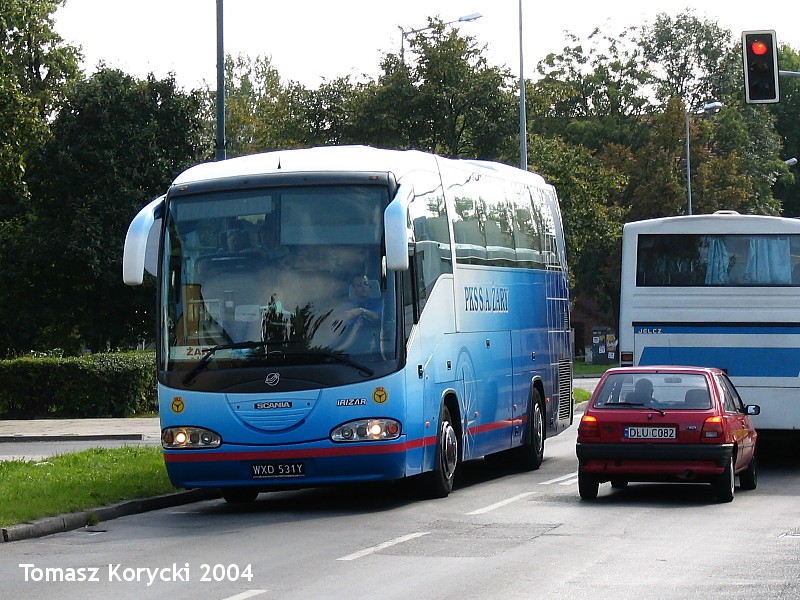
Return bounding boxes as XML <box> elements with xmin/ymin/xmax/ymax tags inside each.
<box><xmin>742</xmin><ymin>30</ymin><xmax>780</xmax><ymax>104</ymax></box>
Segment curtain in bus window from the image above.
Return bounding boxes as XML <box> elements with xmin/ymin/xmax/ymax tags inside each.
<box><xmin>704</xmin><ymin>236</ymin><xmax>730</xmax><ymax>285</ymax></box>
<box><xmin>744</xmin><ymin>237</ymin><xmax>791</xmax><ymax>285</ymax></box>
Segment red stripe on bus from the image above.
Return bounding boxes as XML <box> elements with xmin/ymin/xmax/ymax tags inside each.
<box><xmin>164</xmin><ymin>436</ymin><xmax>434</xmax><ymax>463</ymax></box>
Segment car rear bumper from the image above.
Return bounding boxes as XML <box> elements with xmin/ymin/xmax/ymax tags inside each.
<box><xmin>577</xmin><ymin>442</ymin><xmax>733</xmax><ymax>462</ymax></box>
<box><xmin>576</xmin><ymin>442</ymin><xmax>733</xmax><ymax>479</ymax></box>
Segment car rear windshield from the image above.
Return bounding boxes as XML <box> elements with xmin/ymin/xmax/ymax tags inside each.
<box><xmin>593</xmin><ymin>373</ymin><xmax>711</xmax><ymax>409</ymax></box>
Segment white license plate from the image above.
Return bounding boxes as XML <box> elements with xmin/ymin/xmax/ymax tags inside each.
<box><xmin>624</xmin><ymin>426</ymin><xmax>676</xmax><ymax>439</ymax></box>
<box><xmin>250</xmin><ymin>462</ymin><xmax>305</xmax><ymax>478</ymax></box>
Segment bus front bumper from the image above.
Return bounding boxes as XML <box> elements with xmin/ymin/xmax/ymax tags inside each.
<box><xmin>162</xmin><ymin>437</ymin><xmax>419</xmax><ymax>488</ymax></box>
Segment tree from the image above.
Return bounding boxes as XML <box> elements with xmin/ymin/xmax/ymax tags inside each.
<box><xmin>0</xmin><ymin>71</ymin><xmax>44</xmax><ymax>220</ymax></box>
<box><xmin>532</xmin><ymin>27</ymin><xmax>652</xmax><ymax>151</ymax></box>
<box><xmin>527</xmin><ymin>134</ymin><xmax>627</xmax><ymax>317</ymax></box>
<box><xmin>0</xmin><ymin>0</ymin><xmax>81</xmax><ymax>118</ymax></box>
<box><xmin>0</xmin><ymin>0</ymin><xmax>80</xmax><ymax>220</ymax></box>
<box><xmin>769</xmin><ymin>44</ymin><xmax>800</xmax><ymax>216</ymax></box>
<box><xmin>639</xmin><ymin>10</ymin><xmax>731</xmax><ymax>106</ymax></box>
<box><xmin>220</xmin><ymin>54</ymin><xmax>286</xmax><ymax>156</ymax></box>
<box><xmin>355</xmin><ymin>18</ymin><xmax>518</xmax><ymax>158</ymax></box>
<box><xmin>5</xmin><ymin>68</ymin><xmax>212</xmax><ymax>354</ymax></box>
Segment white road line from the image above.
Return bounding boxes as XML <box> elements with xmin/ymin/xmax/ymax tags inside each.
<box><xmin>540</xmin><ymin>472</ymin><xmax>578</xmax><ymax>485</ymax></box>
<box><xmin>466</xmin><ymin>491</ymin><xmax>537</xmax><ymax>515</ymax></box>
<box><xmin>336</xmin><ymin>531</ymin><xmax>431</xmax><ymax>561</ymax></box>
<box><xmin>559</xmin><ymin>477</ymin><xmax>578</xmax><ymax>486</ymax></box>
<box><xmin>221</xmin><ymin>591</ymin><xmax>268</xmax><ymax>600</ymax></box>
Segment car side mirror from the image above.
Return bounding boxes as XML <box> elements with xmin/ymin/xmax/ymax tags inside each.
<box><xmin>745</xmin><ymin>405</ymin><xmax>760</xmax><ymax>416</ymax></box>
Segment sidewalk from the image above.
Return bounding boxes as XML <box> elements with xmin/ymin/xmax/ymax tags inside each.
<box><xmin>0</xmin><ymin>417</ymin><xmax>160</xmax><ymax>443</ymax></box>
<box><xmin>0</xmin><ymin>417</ymin><xmax>221</xmax><ymax>543</ymax></box>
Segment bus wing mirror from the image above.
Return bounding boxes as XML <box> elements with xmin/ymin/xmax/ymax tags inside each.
<box><xmin>385</xmin><ymin>185</ymin><xmax>413</xmax><ymax>271</ymax></box>
<box><xmin>122</xmin><ymin>195</ymin><xmax>164</xmax><ymax>286</ymax></box>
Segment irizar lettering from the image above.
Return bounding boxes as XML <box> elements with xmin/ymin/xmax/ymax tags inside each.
<box><xmin>337</xmin><ymin>398</ymin><xmax>367</xmax><ymax>406</ymax></box>
<box><xmin>464</xmin><ymin>286</ymin><xmax>509</xmax><ymax>313</ymax></box>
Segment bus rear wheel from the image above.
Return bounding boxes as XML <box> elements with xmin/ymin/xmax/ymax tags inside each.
<box><xmin>418</xmin><ymin>404</ymin><xmax>459</xmax><ymax>498</ymax></box>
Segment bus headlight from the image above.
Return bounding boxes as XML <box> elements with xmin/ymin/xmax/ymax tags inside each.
<box><xmin>331</xmin><ymin>419</ymin><xmax>401</xmax><ymax>442</ymax></box>
<box><xmin>162</xmin><ymin>427</ymin><xmax>222</xmax><ymax>449</ymax></box>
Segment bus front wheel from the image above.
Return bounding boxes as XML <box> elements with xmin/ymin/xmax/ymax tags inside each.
<box><xmin>418</xmin><ymin>404</ymin><xmax>459</xmax><ymax>498</ymax></box>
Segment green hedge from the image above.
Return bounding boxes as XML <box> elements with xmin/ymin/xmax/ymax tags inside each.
<box><xmin>0</xmin><ymin>352</ymin><xmax>157</xmax><ymax>418</ymax></box>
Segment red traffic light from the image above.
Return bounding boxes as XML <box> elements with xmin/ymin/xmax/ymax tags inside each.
<box><xmin>742</xmin><ymin>30</ymin><xmax>779</xmax><ymax>103</ymax></box>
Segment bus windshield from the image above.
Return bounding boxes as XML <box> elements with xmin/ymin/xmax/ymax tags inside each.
<box><xmin>161</xmin><ymin>184</ymin><xmax>396</xmax><ymax>372</ymax></box>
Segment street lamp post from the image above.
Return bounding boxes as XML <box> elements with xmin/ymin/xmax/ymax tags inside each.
<box><xmin>518</xmin><ymin>0</ymin><xmax>526</xmax><ymax>170</ymax></box>
<box><xmin>685</xmin><ymin>101</ymin><xmax>723</xmax><ymax>215</ymax></box>
<box><xmin>215</xmin><ymin>0</ymin><xmax>226</xmax><ymax>161</ymax></box>
<box><xmin>398</xmin><ymin>13</ymin><xmax>482</xmax><ymax>60</ymax></box>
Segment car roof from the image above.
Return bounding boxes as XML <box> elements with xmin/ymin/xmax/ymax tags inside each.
<box><xmin>600</xmin><ymin>365</ymin><xmax>724</xmax><ymax>377</ymax></box>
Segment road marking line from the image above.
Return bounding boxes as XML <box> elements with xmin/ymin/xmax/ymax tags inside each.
<box><xmin>540</xmin><ymin>472</ymin><xmax>577</xmax><ymax>485</ymax></box>
<box><xmin>466</xmin><ymin>491</ymin><xmax>537</xmax><ymax>515</ymax></box>
<box><xmin>221</xmin><ymin>591</ymin><xmax>268</xmax><ymax>600</ymax></box>
<box><xmin>336</xmin><ymin>531</ymin><xmax>431</xmax><ymax>561</ymax></box>
<box><xmin>559</xmin><ymin>477</ymin><xmax>578</xmax><ymax>486</ymax></box>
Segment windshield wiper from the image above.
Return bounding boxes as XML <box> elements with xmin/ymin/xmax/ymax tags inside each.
<box><xmin>182</xmin><ymin>340</ymin><xmax>273</xmax><ymax>385</ymax></box>
<box><xmin>607</xmin><ymin>401</ymin><xmax>666</xmax><ymax>416</ymax></box>
<box><xmin>182</xmin><ymin>342</ymin><xmax>375</xmax><ymax>385</ymax></box>
<box><xmin>272</xmin><ymin>349</ymin><xmax>374</xmax><ymax>377</ymax></box>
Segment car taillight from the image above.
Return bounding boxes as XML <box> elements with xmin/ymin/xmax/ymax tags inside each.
<box><xmin>578</xmin><ymin>414</ymin><xmax>599</xmax><ymax>437</ymax></box>
<box><xmin>701</xmin><ymin>415</ymin><xmax>724</xmax><ymax>439</ymax></box>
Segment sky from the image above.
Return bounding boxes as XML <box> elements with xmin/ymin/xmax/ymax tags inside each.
<box><xmin>53</xmin><ymin>1</ymin><xmax>800</xmax><ymax>90</ymax></box>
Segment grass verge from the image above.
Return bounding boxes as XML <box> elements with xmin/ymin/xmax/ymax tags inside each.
<box><xmin>0</xmin><ymin>446</ymin><xmax>176</xmax><ymax>527</ymax></box>
<box><xmin>573</xmin><ymin>361</ymin><xmax>612</xmax><ymax>376</ymax></box>
<box><xmin>573</xmin><ymin>388</ymin><xmax>591</xmax><ymax>403</ymax></box>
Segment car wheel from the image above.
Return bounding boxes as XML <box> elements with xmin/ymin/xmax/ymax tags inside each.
<box><xmin>222</xmin><ymin>488</ymin><xmax>259</xmax><ymax>503</ymax></box>
<box><xmin>578</xmin><ymin>470</ymin><xmax>599</xmax><ymax>500</ymax></box>
<box><xmin>610</xmin><ymin>478</ymin><xmax>628</xmax><ymax>489</ymax></box>
<box><xmin>713</xmin><ymin>456</ymin><xmax>735</xmax><ymax>502</ymax></box>
<box><xmin>418</xmin><ymin>404</ymin><xmax>459</xmax><ymax>498</ymax></box>
<box><xmin>739</xmin><ymin>453</ymin><xmax>758</xmax><ymax>490</ymax></box>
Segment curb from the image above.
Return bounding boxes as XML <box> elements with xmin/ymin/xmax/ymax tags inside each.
<box><xmin>1</xmin><ymin>488</ymin><xmax>221</xmax><ymax>543</ymax></box>
<box><xmin>0</xmin><ymin>434</ymin><xmax>146</xmax><ymax>443</ymax></box>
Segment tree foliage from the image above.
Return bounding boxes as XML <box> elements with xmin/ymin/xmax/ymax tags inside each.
<box><xmin>2</xmin><ymin>8</ymin><xmax>800</xmax><ymax>352</ymax></box>
<box><xmin>0</xmin><ymin>0</ymin><xmax>80</xmax><ymax>117</ymax></box>
<box><xmin>0</xmin><ymin>69</ymin><xmax>211</xmax><ymax>354</ymax></box>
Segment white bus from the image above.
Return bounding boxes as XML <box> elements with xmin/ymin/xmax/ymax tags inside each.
<box><xmin>619</xmin><ymin>211</ymin><xmax>800</xmax><ymax>432</ymax></box>
<box><xmin>123</xmin><ymin>145</ymin><xmax>573</xmax><ymax>501</ymax></box>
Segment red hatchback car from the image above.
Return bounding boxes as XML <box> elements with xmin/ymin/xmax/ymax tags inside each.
<box><xmin>576</xmin><ymin>366</ymin><xmax>759</xmax><ymax>502</ymax></box>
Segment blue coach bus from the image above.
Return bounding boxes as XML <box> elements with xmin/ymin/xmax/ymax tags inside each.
<box><xmin>123</xmin><ymin>146</ymin><xmax>572</xmax><ymax>501</ymax></box>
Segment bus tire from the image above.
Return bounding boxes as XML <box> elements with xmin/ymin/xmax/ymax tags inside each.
<box><xmin>418</xmin><ymin>404</ymin><xmax>459</xmax><ymax>498</ymax></box>
<box><xmin>221</xmin><ymin>488</ymin><xmax>259</xmax><ymax>503</ymax></box>
<box><xmin>507</xmin><ymin>388</ymin><xmax>545</xmax><ymax>471</ymax></box>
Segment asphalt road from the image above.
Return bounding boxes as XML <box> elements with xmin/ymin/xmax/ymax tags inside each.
<box><xmin>3</xmin><ymin>403</ymin><xmax>799</xmax><ymax>600</ymax></box>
